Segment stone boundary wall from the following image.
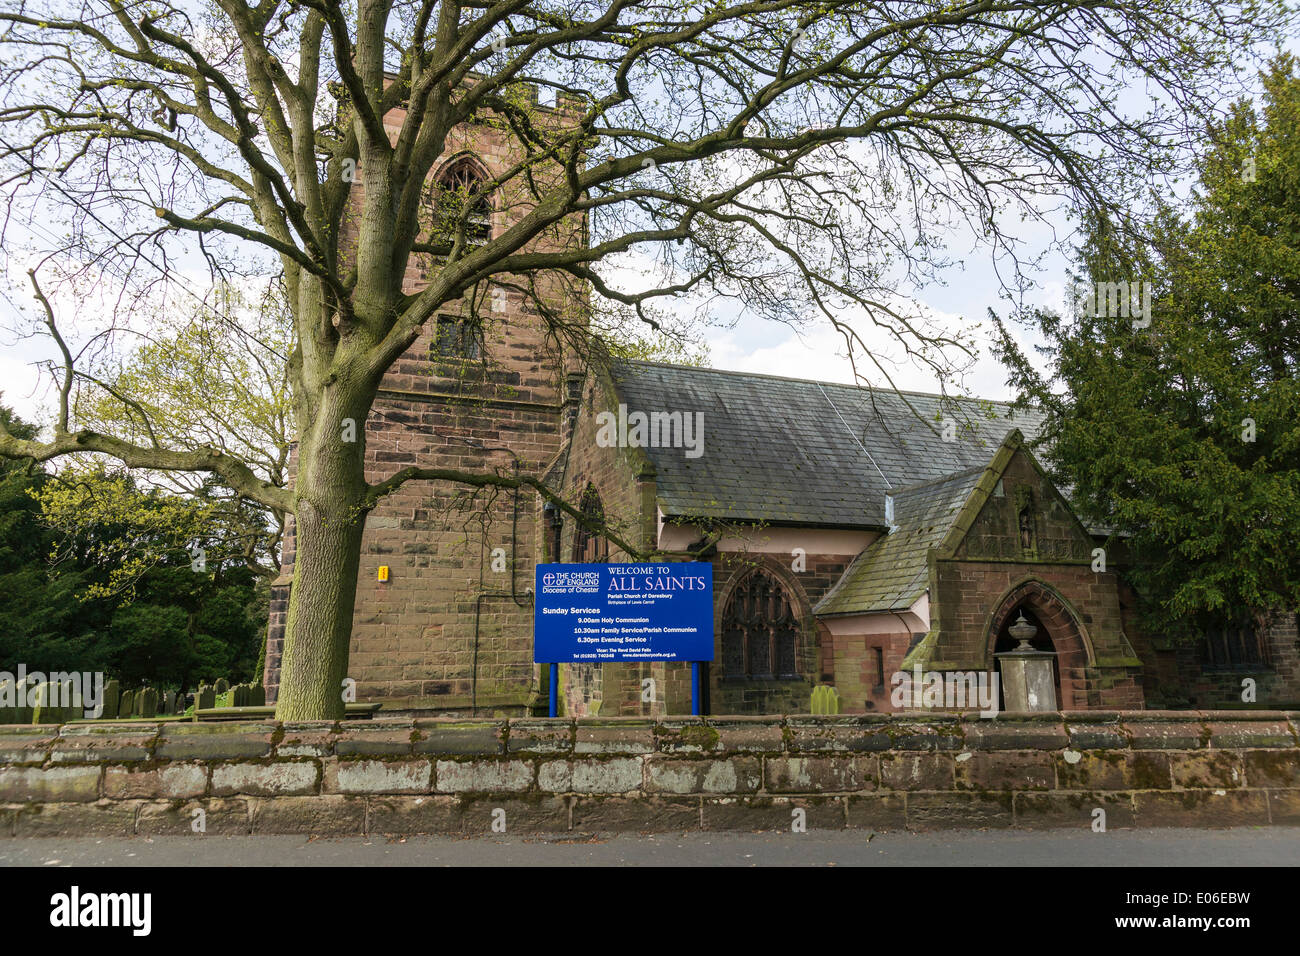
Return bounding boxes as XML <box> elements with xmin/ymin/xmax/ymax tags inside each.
<box><xmin>1</xmin><ymin>712</ymin><xmax>1297</xmax><ymax>837</ymax></box>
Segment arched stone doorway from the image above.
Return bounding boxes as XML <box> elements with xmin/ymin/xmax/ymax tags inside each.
<box><xmin>992</xmin><ymin>607</ymin><xmax>1062</xmax><ymax>711</ymax></box>
<box><xmin>985</xmin><ymin>580</ymin><xmax>1093</xmax><ymax>710</ymax></box>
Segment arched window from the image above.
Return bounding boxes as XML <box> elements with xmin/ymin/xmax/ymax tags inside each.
<box><xmin>721</xmin><ymin>571</ymin><xmax>799</xmax><ymax>680</ymax></box>
<box><xmin>428</xmin><ymin>157</ymin><xmax>492</xmax><ymax>252</ymax></box>
<box><xmin>572</xmin><ymin>484</ymin><xmax>608</xmax><ymax>563</ymax></box>
<box><xmin>1201</xmin><ymin>611</ymin><xmax>1271</xmax><ymax>670</ymax></box>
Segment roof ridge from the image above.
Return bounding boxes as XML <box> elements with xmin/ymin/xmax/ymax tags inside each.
<box><xmin>612</xmin><ymin>357</ymin><xmax>1029</xmax><ymax>409</ymax></box>
<box><xmin>887</xmin><ymin>463</ymin><xmax>990</xmax><ymax>497</ymax></box>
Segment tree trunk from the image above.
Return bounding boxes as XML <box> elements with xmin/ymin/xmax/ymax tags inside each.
<box><xmin>275</xmin><ymin>494</ymin><xmax>368</xmax><ymax>719</ymax></box>
<box><xmin>274</xmin><ymin>409</ymin><xmax>372</xmax><ymax>720</ymax></box>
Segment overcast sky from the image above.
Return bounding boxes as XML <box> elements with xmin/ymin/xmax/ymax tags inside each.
<box><xmin>2</xmin><ymin>34</ymin><xmax>1292</xmax><ymax>430</ymax></box>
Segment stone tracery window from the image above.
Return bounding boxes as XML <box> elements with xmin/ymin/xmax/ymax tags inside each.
<box><xmin>721</xmin><ymin>570</ymin><xmax>800</xmax><ymax>680</ymax></box>
<box><xmin>1202</xmin><ymin>613</ymin><xmax>1271</xmax><ymax>670</ymax></box>
<box><xmin>428</xmin><ymin>157</ymin><xmax>493</xmax><ymax>253</ymax></box>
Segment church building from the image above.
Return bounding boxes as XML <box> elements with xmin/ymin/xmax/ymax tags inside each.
<box><xmin>262</xmin><ymin>84</ymin><xmax>1300</xmax><ymax>717</ymax></box>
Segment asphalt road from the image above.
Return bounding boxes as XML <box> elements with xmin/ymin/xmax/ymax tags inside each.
<box><xmin>2</xmin><ymin>827</ymin><xmax>1298</xmax><ymax>866</ymax></box>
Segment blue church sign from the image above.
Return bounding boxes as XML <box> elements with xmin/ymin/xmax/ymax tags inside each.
<box><xmin>534</xmin><ymin>563</ymin><xmax>714</xmax><ymax>663</ymax></box>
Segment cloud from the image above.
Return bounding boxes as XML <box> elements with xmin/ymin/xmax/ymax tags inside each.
<box><xmin>704</xmin><ymin>295</ymin><xmax>1040</xmax><ymax>401</ymax></box>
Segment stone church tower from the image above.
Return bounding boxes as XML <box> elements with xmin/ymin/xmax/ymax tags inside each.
<box><xmin>263</xmin><ymin>84</ymin><xmax>586</xmax><ymax>714</ymax></box>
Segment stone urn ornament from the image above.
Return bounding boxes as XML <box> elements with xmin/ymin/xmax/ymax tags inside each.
<box><xmin>1008</xmin><ymin>612</ymin><xmax>1038</xmax><ymax>650</ymax></box>
<box><xmin>994</xmin><ymin>610</ymin><xmax>1058</xmax><ymax>713</ymax></box>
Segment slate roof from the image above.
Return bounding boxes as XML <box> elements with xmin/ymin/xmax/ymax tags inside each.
<box><xmin>608</xmin><ymin>359</ymin><xmax>1046</xmax><ymax>528</ymax></box>
<box><xmin>813</xmin><ymin>466</ymin><xmax>986</xmax><ymax>616</ymax></box>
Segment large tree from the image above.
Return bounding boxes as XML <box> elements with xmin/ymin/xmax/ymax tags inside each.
<box><xmin>42</xmin><ymin>282</ymin><xmax>294</xmax><ymax>580</ymax></box>
<box><xmin>994</xmin><ymin>55</ymin><xmax>1300</xmax><ymax>643</ymax></box>
<box><xmin>0</xmin><ymin>404</ymin><xmax>263</xmax><ymax>687</ymax></box>
<box><xmin>0</xmin><ymin>0</ymin><xmax>1287</xmax><ymax>717</ymax></box>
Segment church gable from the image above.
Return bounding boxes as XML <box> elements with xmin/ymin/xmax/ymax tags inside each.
<box><xmin>909</xmin><ymin>430</ymin><xmax>1145</xmax><ymax>705</ymax></box>
<box><xmin>814</xmin><ymin>466</ymin><xmax>984</xmax><ymax>617</ymax></box>
<box><xmin>940</xmin><ymin>435</ymin><xmax>1094</xmax><ymax>566</ymax></box>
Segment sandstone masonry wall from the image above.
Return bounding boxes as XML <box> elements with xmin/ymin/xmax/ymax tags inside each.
<box><xmin>2</xmin><ymin>713</ymin><xmax>1297</xmax><ymax>836</ymax></box>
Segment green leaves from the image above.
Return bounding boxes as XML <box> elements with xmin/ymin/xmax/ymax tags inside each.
<box><xmin>0</xmin><ymin>408</ymin><xmax>264</xmax><ymax>689</ymax></box>
<box><xmin>1000</xmin><ymin>55</ymin><xmax>1300</xmax><ymax>642</ymax></box>
<box><xmin>34</xmin><ymin>464</ymin><xmax>223</xmax><ymax>601</ymax></box>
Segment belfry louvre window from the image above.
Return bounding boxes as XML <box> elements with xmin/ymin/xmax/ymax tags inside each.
<box><xmin>721</xmin><ymin>571</ymin><xmax>799</xmax><ymax>680</ymax></box>
<box><xmin>1202</xmin><ymin>615</ymin><xmax>1271</xmax><ymax>670</ymax></box>
<box><xmin>572</xmin><ymin>484</ymin><xmax>609</xmax><ymax>563</ymax></box>
<box><xmin>433</xmin><ymin>315</ymin><xmax>481</xmax><ymax>360</ymax></box>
